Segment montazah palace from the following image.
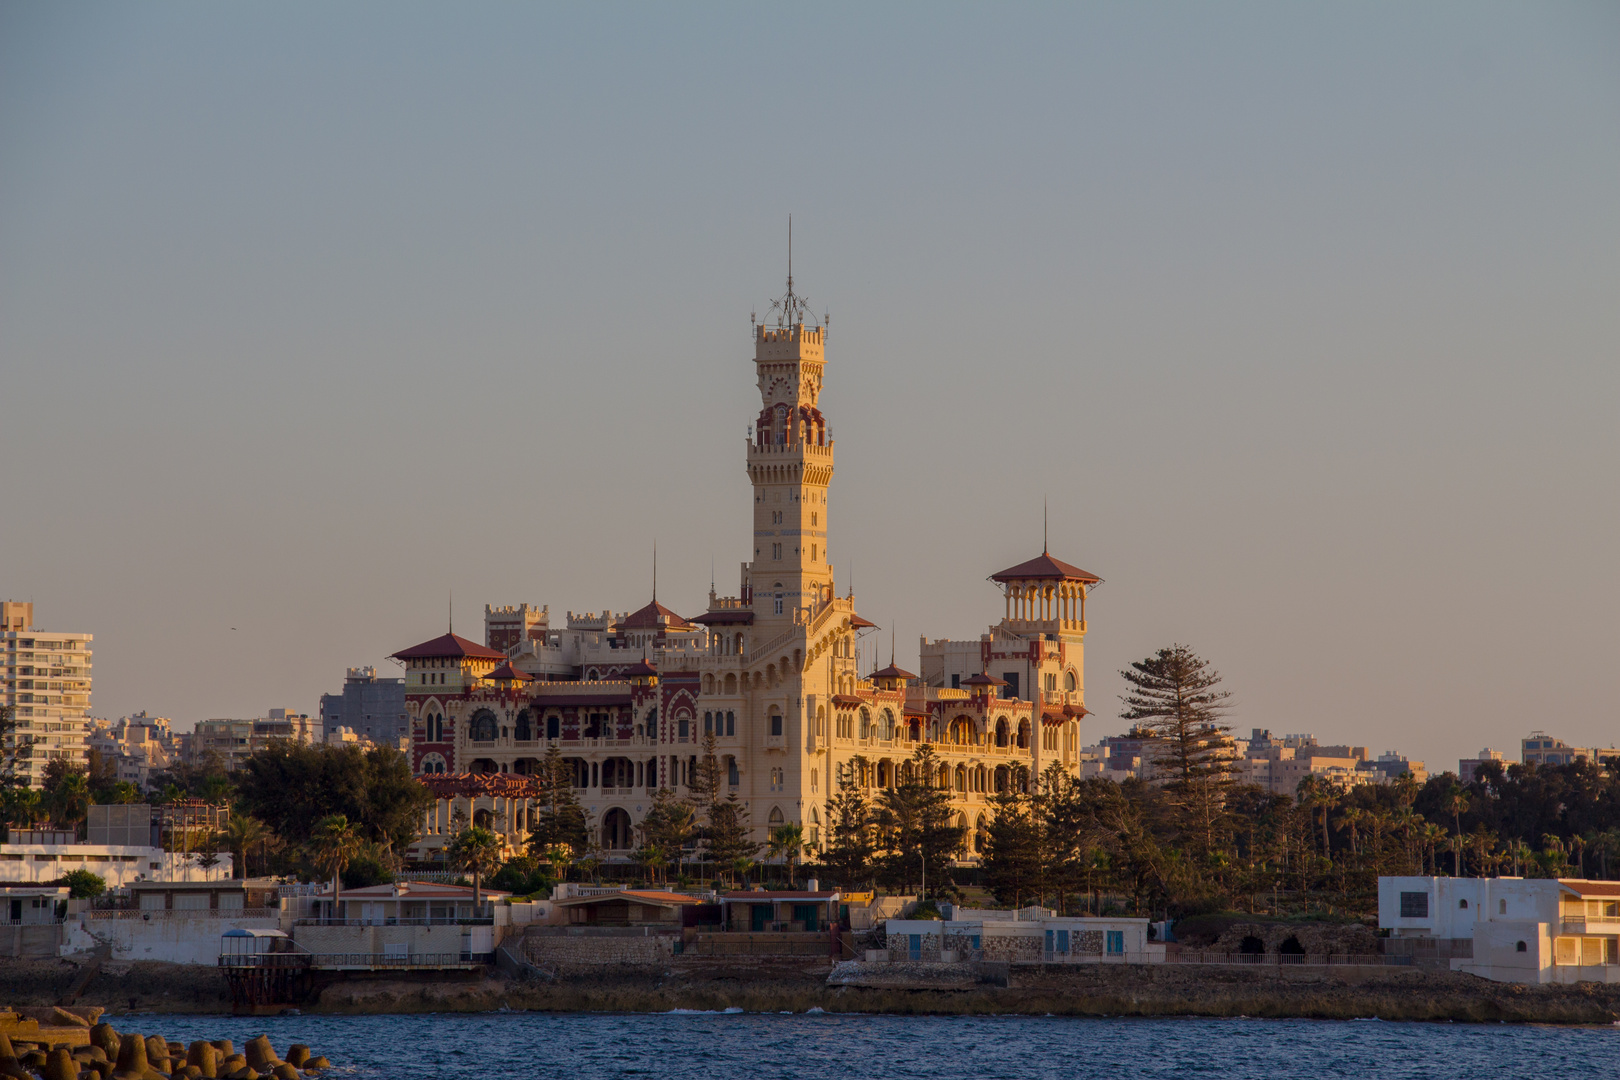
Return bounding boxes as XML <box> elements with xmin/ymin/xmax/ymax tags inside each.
<box><xmin>393</xmin><ymin>266</ymin><xmax>1101</xmax><ymax>864</ymax></box>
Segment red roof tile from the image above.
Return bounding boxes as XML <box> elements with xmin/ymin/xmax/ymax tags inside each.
<box><xmin>485</xmin><ymin>661</ymin><xmax>534</xmax><ymax>682</ymax></box>
<box><xmin>620</xmin><ymin>600</ymin><xmax>692</xmax><ymax>630</ymax></box>
<box><xmin>963</xmin><ymin>673</ymin><xmax>1008</xmax><ymax>686</ymax></box>
<box><xmin>391</xmin><ymin>632</ymin><xmax>506</xmax><ymax>661</ymax></box>
<box><xmin>871</xmin><ymin>663</ymin><xmax>916</xmax><ymax>681</ymax></box>
<box><xmin>849</xmin><ymin>615</ymin><xmax>878</xmax><ymax>629</ymax></box>
<box><xmin>989</xmin><ymin>552</ymin><xmax>1102</xmax><ymax>584</ymax></box>
<box><xmin>622</xmin><ymin>659</ymin><xmax>658</xmax><ymax>677</ymax></box>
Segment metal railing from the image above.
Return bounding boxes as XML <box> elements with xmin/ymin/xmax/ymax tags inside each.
<box><xmin>219</xmin><ymin>951</ymin><xmax>491</xmax><ymax>969</ymax></box>
<box><xmin>87</xmin><ymin>908</ymin><xmax>278</xmax><ymax>921</ymax></box>
<box><xmin>218</xmin><ymin>953</ymin><xmax>310</xmax><ymax>969</ymax></box>
<box><xmin>292</xmin><ymin>916</ymin><xmax>492</xmax><ymax>927</ymax></box>
<box><xmin>304</xmin><ymin>951</ymin><xmax>488</xmax><ymax>967</ymax></box>
<box><xmin>1170</xmin><ymin>951</ymin><xmax>1414</xmax><ymax>967</ymax></box>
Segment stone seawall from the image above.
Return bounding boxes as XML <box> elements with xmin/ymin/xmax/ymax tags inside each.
<box><xmin>8</xmin><ymin>954</ymin><xmax>1620</xmax><ymax>1024</ymax></box>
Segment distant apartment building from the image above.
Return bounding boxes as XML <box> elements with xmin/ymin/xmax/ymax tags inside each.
<box><xmin>188</xmin><ymin>708</ymin><xmax>319</xmax><ymax>770</ymax></box>
<box><xmin>1522</xmin><ymin>732</ymin><xmax>1620</xmax><ymax>768</ymax></box>
<box><xmin>1360</xmin><ymin>750</ymin><xmax>1428</xmax><ymax>785</ymax></box>
<box><xmin>1096</xmin><ymin>729</ymin><xmax>1155</xmax><ymax>778</ymax></box>
<box><xmin>1</xmin><ymin>600</ymin><xmax>93</xmax><ymax>789</ymax></box>
<box><xmin>88</xmin><ymin>711</ymin><xmax>182</xmax><ymax>791</ymax></box>
<box><xmin>1459</xmin><ymin>748</ymin><xmax>1508</xmax><ymax>782</ymax></box>
<box><xmin>319</xmin><ymin>665</ymin><xmax>408</xmax><ymax>747</ymax></box>
<box><xmin>1236</xmin><ymin>730</ymin><xmax>1370</xmax><ymax>794</ymax></box>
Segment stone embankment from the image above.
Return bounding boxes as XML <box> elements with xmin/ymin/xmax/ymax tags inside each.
<box><xmin>0</xmin><ymin>1009</ymin><xmax>332</xmax><ymax>1080</ymax></box>
<box><xmin>8</xmin><ymin>953</ymin><xmax>1620</xmax><ymax>1025</ymax></box>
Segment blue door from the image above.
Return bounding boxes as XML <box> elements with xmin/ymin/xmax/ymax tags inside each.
<box><xmin>909</xmin><ymin>934</ymin><xmax>922</xmax><ymax>960</ymax></box>
<box><xmin>751</xmin><ymin>904</ymin><xmax>771</xmax><ymax>932</ymax></box>
<box><xmin>1107</xmin><ymin>930</ymin><xmax>1125</xmax><ymax>955</ymax></box>
<box><xmin>1057</xmin><ymin>929</ymin><xmax>1070</xmax><ymax>955</ymax></box>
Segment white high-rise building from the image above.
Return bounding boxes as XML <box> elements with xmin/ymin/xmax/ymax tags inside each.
<box><xmin>2</xmin><ymin>601</ymin><xmax>94</xmax><ymax>789</ymax></box>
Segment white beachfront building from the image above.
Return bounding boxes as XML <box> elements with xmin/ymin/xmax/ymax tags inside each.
<box><xmin>1379</xmin><ymin>875</ymin><xmax>1620</xmax><ymax>984</ymax></box>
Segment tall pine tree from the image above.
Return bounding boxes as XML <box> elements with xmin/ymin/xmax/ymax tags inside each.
<box><xmin>526</xmin><ymin>744</ymin><xmax>590</xmax><ymax>856</ymax></box>
<box><xmin>1119</xmin><ymin>644</ymin><xmax>1236</xmax><ymax>853</ymax></box>
<box><xmin>820</xmin><ymin>773</ymin><xmax>876</xmax><ymax>888</ymax></box>
<box><xmin>876</xmin><ymin>745</ymin><xmax>965</xmax><ymax>897</ymax></box>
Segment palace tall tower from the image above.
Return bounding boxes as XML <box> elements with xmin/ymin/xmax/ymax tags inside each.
<box><xmin>745</xmin><ymin>285</ymin><xmax>835</xmax><ymax>633</ymax></box>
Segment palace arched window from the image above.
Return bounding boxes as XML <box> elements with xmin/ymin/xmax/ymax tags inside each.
<box><xmin>859</xmin><ymin>708</ymin><xmax>871</xmax><ymax>739</ymax></box>
<box><xmin>514</xmin><ymin>709</ymin><xmax>533</xmax><ymax>742</ymax></box>
<box><xmin>546</xmin><ymin>713</ymin><xmax>560</xmax><ymax>740</ymax></box>
<box><xmin>469</xmin><ymin>710</ymin><xmax>498</xmax><ymax>743</ymax></box>
<box><xmin>769</xmin><ymin>708</ymin><xmax>783</xmax><ymax>737</ymax></box>
<box><xmin>880</xmin><ymin>710</ymin><xmax>895</xmax><ymax>740</ymax></box>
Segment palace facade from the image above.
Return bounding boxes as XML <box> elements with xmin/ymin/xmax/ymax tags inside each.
<box><xmin>392</xmin><ymin>277</ymin><xmax>1100</xmax><ymax>863</ymax></box>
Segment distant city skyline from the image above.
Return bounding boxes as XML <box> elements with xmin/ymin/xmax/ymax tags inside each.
<box><xmin>2</xmin><ymin>4</ymin><xmax>1616</xmax><ymax>770</ymax></box>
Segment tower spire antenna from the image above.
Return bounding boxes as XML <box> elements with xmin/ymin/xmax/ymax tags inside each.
<box><xmin>652</xmin><ymin>540</ymin><xmax>657</xmax><ymax>603</ymax></box>
<box><xmin>787</xmin><ymin>214</ymin><xmax>792</xmax><ymax>298</ymax></box>
<box><xmin>448</xmin><ymin>590</ymin><xmax>453</xmax><ymax>634</ymax></box>
<box><xmin>1044</xmin><ymin>498</ymin><xmax>1048</xmax><ymax>553</ymax></box>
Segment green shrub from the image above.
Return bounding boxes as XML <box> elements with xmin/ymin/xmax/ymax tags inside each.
<box><xmin>57</xmin><ymin>869</ymin><xmax>106</xmax><ymax>899</ymax></box>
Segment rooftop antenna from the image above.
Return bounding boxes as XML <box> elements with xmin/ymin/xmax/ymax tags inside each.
<box><xmin>652</xmin><ymin>541</ymin><xmax>657</xmax><ymax>603</ymax></box>
<box><xmin>767</xmin><ymin>214</ymin><xmax>816</xmax><ymax>329</ymax></box>
<box><xmin>1044</xmin><ymin>499</ymin><xmax>1048</xmax><ymax>553</ymax></box>
<box><xmin>448</xmin><ymin>591</ymin><xmax>453</xmax><ymax>634</ymax></box>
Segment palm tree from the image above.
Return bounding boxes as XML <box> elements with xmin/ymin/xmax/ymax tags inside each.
<box><xmin>1443</xmin><ymin>786</ymin><xmax>1469</xmax><ymax>876</ymax></box>
<box><xmin>540</xmin><ymin>842</ymin><xmax>574</xmax><ymax>886</ymax></box>
<box><xmin>632</xmin><ymin>844</ymin><xmax>666</xmax><ymax>886</ymax></box>
<box><xmin>1338</xmin><ymin>807</ymin><xmax>1364</xmax><ymax>862</ymax></box>
<box><xmin>447</xmin><ymin>826</ymin><xmax>502</xmax><ymax>913</ymax></box>
<box><xmin>767</xmin><ymin>823</ymin><xmax>805</xmax><ymax>889</ymax></box>
<box><xmin>309</xmin><ymin>814</ymin><xmax>361</xmax><ymax>919</ymax></box>
<box><xmin>1588</xmin><ymin>829</ymin><xmax>1620</xmax><ymax>879</ymax></box>
<box><xmin>1542</xmin><ymin>833</ymin><xmax>1568</xmax><ymax>878</ymax></box>
<box><xmin>1421</xmin><ymin>823</ymin><xmax>1447</xmax><ymax>875</ymax></box>
<box><xmin>1569</xmin><ymin>834</ymin><xmax>1587</xmax><ymax>878</ymax></box>
<box><xmin>49</xmin><ymin>772</ymin><xmax>91</xmax><ymax>837</ymax></box>
<box><xmin>225</xmin><ymin>814</ymin><xmax>269</xmax><ymax>880</ymax></box>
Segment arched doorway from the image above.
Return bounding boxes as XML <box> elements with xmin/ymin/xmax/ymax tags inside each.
<box><xmin>602</xmin><ymin>808</ymin><xmax>633</xmax><ymax>851</ymax></box>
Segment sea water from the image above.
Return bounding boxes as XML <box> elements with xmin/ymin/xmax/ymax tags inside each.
<box><xmin>125</xmin><ymin>1011</ymin><xmax>1615</xmax><ymax>1079</ymax></box>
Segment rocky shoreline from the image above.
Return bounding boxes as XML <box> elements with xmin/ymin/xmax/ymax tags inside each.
<box><xmin>6</xmin><ymin>956</ymin><xmax>1619</xmax><ymax>1026</ymax></box>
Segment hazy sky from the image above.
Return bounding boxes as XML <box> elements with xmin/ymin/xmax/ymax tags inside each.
<box><xmin>3</xmin><ymin>4</ymin><xmax>1616</xmax><ymax>771</ymax></box>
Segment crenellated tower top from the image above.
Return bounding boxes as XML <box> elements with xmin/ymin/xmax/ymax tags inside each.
<box><xmin>744</xmin><ymin>231</ymin><xmax>836</xmax><ymax>633</ymax></box>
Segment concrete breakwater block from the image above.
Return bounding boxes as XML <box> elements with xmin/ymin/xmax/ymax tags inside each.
<box><xmin>244</xmin><ymin>1035</ymin><xmax>279</xmax><ymax>1072</ymax></box>
<box><xmin>41</xmin><ymin>1048</ymin><xmax>75</xmax><ymax>1080</ymax></box>
<box><xmin>187</xmin><ymin>1039</ymin><xmax>218</xmax><ymax>1077</ymax></box>
<box><xmin>0</xmin><ymin>1021</ymin><xmax>331</xmax><ymax>1080</ymax></box>
<box><xmin>90</xmin><ymin>1025</ymin><xmax>120</xmax><ymax>1060</ymax></box>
